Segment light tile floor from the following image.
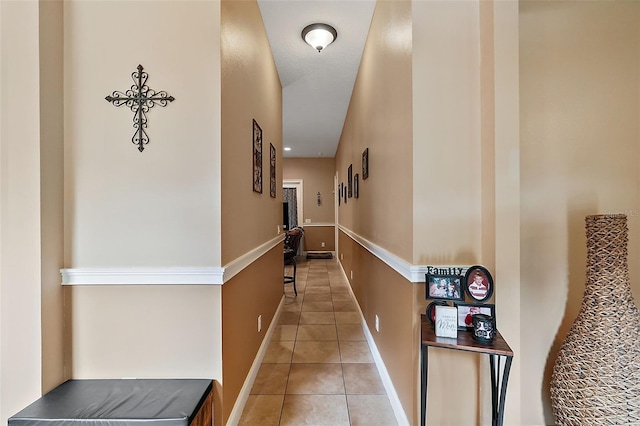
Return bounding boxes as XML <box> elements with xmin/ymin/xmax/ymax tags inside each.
<box><xmin>239</xmin><ymin>258</ymin><xmax>398</xmax><ymax>426</ymax></box>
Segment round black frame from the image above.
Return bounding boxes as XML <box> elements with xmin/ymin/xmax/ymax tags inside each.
<box><xmin>425</xmin><ymin>300</ymin><xmax>449</xmax><ymax>325</ymax></box>
<box><xmin>464</xmin><ymin>265</ymin><xmax>494</xmax><ymax>302</ymax></box>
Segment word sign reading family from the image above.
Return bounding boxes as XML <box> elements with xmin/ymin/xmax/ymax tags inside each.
<box><xmin>425</xmin><ymin>266</ymin><xmax>467</xmax><ymax>276</ymax></box>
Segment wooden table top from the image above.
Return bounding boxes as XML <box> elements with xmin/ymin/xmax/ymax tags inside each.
<box><xmin>420</xmin><ymin>314</ymin><xmax>513</xmax><ymax>357</ymax></box>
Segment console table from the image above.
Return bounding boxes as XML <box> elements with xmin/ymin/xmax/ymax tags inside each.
<box><xmin>9</xmin><ymin>379</ymin><xmax>213</xmax><ymax>426</ymax></box>
<box><xmin>420</xmin><ymin>314</ymin><xmax>513</xmax><ymax>426</ymax></box>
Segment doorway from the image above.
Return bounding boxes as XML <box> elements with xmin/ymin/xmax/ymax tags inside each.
<box><xmin>283</xmin><ymin>179</ymin><xmax>303</xmax><ymax>230</ymax></box>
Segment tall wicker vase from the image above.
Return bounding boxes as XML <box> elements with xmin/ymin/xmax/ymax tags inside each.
<box><xmin>550</xmin><ymin>214</ymin><xmax>640</xmax><ymax>425</ymax></box>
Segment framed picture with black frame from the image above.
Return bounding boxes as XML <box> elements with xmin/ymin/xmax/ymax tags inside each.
<box><xmin>348</xmin><ymin>164</ymin><xmax>353</xmax><ymax>197</ymax></box>
<box><xmin>426</xmin><ymin>274</ymin><xmax>464</xmax><ymax>302</ymax></box>
<box><xmin>362</xmin><ymin>148</ymin><xmax>369</xmax><ymax>179</ymax></box>
<box><xmin>269</xmin><ymin>143</ymin><xmax>276</xmax><ymax>198</ymax></box>
<box><xmin>252</xmin><ymin>119</ymin><xmax>262</xmax><ymax>193</ymax></box>
<box><xmin>464</xmin><ymin>265</ymin><xmax>494</xmax><ymax>302</ymax></box>
<box><xmin>454</xmin><ymin>302</ymin><xmax>495</xmax><ymax>330</ymax></box>
<box><xmin>354</xmin><ymin>173</ymin><xmax>359</xmax><ymax>198</ymax></box>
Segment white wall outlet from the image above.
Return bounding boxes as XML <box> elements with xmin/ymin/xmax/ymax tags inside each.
<box><xmin>258</xmin><ymin>315</ymin><xmax>262</xmax><ymax>332</ymax></box>
<box><xmin>321</xmin><ymin>242</ymin><xmax>325</xmax><ymax>248</ymax></box>
<box><xmin>350</xmin><ymin>270</ymin><xmax>353</xmax><ymax>280</ymax></box>
<box><xmin>340</xmin><ymin>253</ymin><xmax>344</xmax><ymax>260</ymax></box>
<box><xmin>305</xmin><ymin>218</ymin><xmax>311</xmax><ymax>223</ymax></box>
<box><xmin>277</xmin><ymin>225</ymin><xmax>281</xmax><ymax>234</ymax></box>
<box><xmin>375</xmin><ymin>315</ymin><xmax>380</xmax><ymax>332</ymax></box>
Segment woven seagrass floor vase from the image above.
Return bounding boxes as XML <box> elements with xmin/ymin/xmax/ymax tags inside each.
<box><xmin>550</xmin><ymin>214</ymin><xmax>640</xmax><ymax>425</ymax></box>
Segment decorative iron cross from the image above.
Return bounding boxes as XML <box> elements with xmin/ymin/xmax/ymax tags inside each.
<box><xmin>105</xmin><ymin>64</ymin><xmax>175</xmax><ymax>152</ymax></box>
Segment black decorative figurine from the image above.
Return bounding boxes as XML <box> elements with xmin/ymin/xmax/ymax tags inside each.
<box><xmin>472</xmin><ymin>314</ymin><xmax>496</xmax><ymax>344</ymax></box>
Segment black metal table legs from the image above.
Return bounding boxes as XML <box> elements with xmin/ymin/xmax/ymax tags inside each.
<box><xmin>420</xmin><ymin>345</ymin><xmax>513</xmax><ymax>426</ymax></box>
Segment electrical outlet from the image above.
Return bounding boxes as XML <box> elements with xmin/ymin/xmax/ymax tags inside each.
<box><xmin>258</xmin><ymin>315</ymin><xmax>262</xmax><ymax>332</ymax></box>
<box><xmin>305</xmin><ymin>218</ymin><xmax>311</xmax><ymax>223</ymax></box>
<box><xmin>375</xmin><ymin>315</ymin><xmax>380</xmax><ymax>332</ymax></box>
<box><xmin>321</xmin><ymin>242</ymin><xmax>325</xmax><ymax>248</ymax></box>
<box><xmin>350</xmin><ymin>270</ymin><xmax>353</xmax><ymax>280</ymax></box>
<box><xmin>340</xmin><ymin>253</ymin><xmax>344</xmax><ymax>260</ymax></box>
<box><xmin>277</xmin><ymin>225</ymin><xmax>281</xmax><ymax>234</ymax></box>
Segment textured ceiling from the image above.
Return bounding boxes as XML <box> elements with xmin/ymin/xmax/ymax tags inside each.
<box><xmin>257</xmin><ymin>0</ymin><xmax>376</xmax><ymax>158</ymax></box>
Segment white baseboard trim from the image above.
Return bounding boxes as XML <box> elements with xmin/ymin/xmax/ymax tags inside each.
<box><xmin>338</xmin><ymin>266</ymin><xmax>410</xmax><ymax>426</ymax></box>
<box><xmin>226</xmin><ymin>296</ymin><xmax>285</xmax><ymax>426</ymax></box>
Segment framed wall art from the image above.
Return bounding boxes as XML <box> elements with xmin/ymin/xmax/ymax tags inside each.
<box><xmin>354</xmin><ymin>173</ymin><xmax>359</xmax><ymax>198</ymax></box>
<box><xmin>252</xmin><ymin>119</ymin><xmax>262</xmax><ymax>193</ymax></box>
<box><xmin>348</xmin><ymin>164</ymin><xmax>353</xmax><ymax>198</ymax></box>
<box><xmin>269</xmin><ymin>143</ymin><xmax>276</xmax><ymax>198</ymax></box>
<box><xmin>454</xmin><ymin>302</ymin><xmax>495</xmax><ymax>330</ymax></box>
<box><xmin>426</xmin><ymin>274</ymin><xmax>464</xmax><ymax>302</ymax></box>
<box><xmin>362</xmin><ymin>148</ymin><xmax>369</xmax><ymax>180</ymax></box>
<box><xmin>464</xmin><ymin>265</ymin><xmax>494</xmax><ymax>302</ymax></box>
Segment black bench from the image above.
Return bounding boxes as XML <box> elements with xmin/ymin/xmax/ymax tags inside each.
<box><xmin>9</xmin><ymin>379</ymin><xmax>212</xmax><ymax>425</ymax></box>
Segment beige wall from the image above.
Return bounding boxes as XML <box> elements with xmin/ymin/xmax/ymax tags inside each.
<box><xmin>64</xmin><ymin>0</ymin><xmax>222</xmax><ymax>268</ymax></box>
<box><xmin>303</xmin><ymin>226</ymin><xmax>335</xmax><ymax>251</ymax></box>
<box><xmin>335</xmin><ymin>0</ymin><xmax>416</xmax><ymax>421</ymax></box>
<box><xmin>219</xmin><ymin>2</ymin><xmax>284</xmax><ymax>424</ymax></box>
<box><xmin>63</xmin><ymin>0</ymin><xmax>224</xmax><ymax>396</ymax></box>
<box><xmin>283</xmin><ymin>158</ymin><xmax>335</xmax><ymax>225</ymax></box>
<box><xmin>39</xmin><ymin>0</ymin><xmax>66</xmax><ymax>395</ymax></box>
<box><xmin>338</xmin><ymin>230</ymin><xmax>417</xmax><ymax>422</ymax></box>
<box><xmin>221</xmin><ymin>245</ymin><xmax>283</xmax><ymax>424</ymax></box>
<box><xmin>336</xmin><ymin>0</ymin><xmax>413</xmax><ymax>263</ymax></box>
<box><xmin>70</xmin><ymin>285</ymin><xmax>221</xmax><ymax>380</ymax></box>
<box><xmin>221</xmin><ymin>0</ymin><xmax>282</xmax><ymax>265</ymax></box>
<box><xmin>0</xmin><ymin>2</ymin><xmax>45</xmax><ymax>423</ymax></box>
<box><xmin>520</xmin><ymin>2</ymin><xmax>640</xmax><ymax>424</ymax></box>
<box><xmin>411</xmin><ymin>3</ymin><xmax>487</xmax><ymax>423</ymax></box>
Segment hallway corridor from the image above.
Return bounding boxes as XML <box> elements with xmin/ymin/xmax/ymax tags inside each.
<box><xmin>238</xmin><ymin>258</ymin><xmax>398</xmax><ymax>425</ymax></box>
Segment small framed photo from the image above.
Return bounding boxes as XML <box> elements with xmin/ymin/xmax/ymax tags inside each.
<box><xmin>425</xmin><ymin>300</ymin><xmax>449</xmax><ymax>325</ymax></box>
<box><xmin>454</xmin><ymin>302</ymin><xmax>495</xmax><ymax>330</ymax></box>
<box><xmin>362</xmin><ymin>148</ymin><xmax>369</xmax><ymax>179</ymax></box>
<box><xmin>426</xmin><ymin>274</ymin><xmax>464</xmax><ymax>301</ymax></box>
<box><xmin>348</xmin><ymin>164</ymin><xmax>353</xmax><ymax>198</ymax></box>
<box><xmin>464</xmin><ymin>265</ymin><xmax>494</xmax><ymax>302</ymax></box>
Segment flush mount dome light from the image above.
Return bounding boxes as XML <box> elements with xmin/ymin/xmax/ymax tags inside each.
<box><xmin>301</xmin><ymin>23</ymin><xmax>337</xmax><ymax>53</ymax></box>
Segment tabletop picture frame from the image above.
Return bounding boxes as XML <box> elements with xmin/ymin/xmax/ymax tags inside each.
<box><xmin>464</xmin><ymin>265</ymin><xmax>494</xmax><ymax>302</ymax></box>
<box><xmin>454</xmin><ymin>302</ymin><xmax>495</xmax><ymax>330</ymax></box>
<box><xmin>426</xmin><ymin>274</ymin><xmax>464</xmax><ymax>302</ymax></box>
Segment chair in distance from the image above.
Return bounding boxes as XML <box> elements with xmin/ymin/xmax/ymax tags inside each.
<box><xmin>283</xmin><ymin>227</ymin><xmax>304</xmax><ymax>296</ymax></box>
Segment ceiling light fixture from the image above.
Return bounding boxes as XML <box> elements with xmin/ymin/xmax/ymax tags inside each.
<box><xmin>301</xmin><ymin>23</ymin><xmax>337</xmax><ymax>53</ymax></box>
<box><xmin>284</xmin><ymin>147</ymin><xmax>292</xmax><ymax>151</ymax></box>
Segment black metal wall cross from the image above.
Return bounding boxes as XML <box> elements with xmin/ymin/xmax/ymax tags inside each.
<box><xmin>105</xmin><ymin>65</ymin><xmax>175</xmax><ymax>152</ymax></box>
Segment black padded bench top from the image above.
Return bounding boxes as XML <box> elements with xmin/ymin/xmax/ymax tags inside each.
<box><xmin>9</xmin><ymin>379</ymin><xmax>213</xmax><ymax>425</ymax></box>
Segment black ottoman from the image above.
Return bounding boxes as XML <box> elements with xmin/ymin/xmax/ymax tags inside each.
<box><xmin>9</xmin><ymin>379</ymin><xmax>213</xmax><ymax>425</ymax></box>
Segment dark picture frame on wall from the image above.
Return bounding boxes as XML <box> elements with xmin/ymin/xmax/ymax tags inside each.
<box><xmin>348</xmin><ymin>164</ymin><xmax>353</xmax><ymax>198</ymax></box>
<box><xmin>464</xmin><ymin>265</ymin><xmax>494</xmax><ymax>302</ymax></box>
<box><xmin>362</xmin><ymin>148</ymin><xmax>369</xmax><ymax>180</ymax></box>
<box><xmin>252</xmin><ymin>119</ymin><xmax>263</xmax><ymax>193</ymax></box>
<box><xmin>338</xmin><ymin>183</ymin><xmax>341</xmax><ymax>206</ymax></box>
<box><xmin>354</xmin><ymin>173</ymin><xmax>359</xmax><ymax>198</ymax></box>
<box><xmin>343</xmin><ymin>183</ymin><xmax>347</xmax><ymax>204</ymax></box>
<box><xmin>426</xmin><ymin>274</ymin><xmax>464</xmax><ymax>302</ymax></box>
<box><xmin>269</xmin><ymin>143</ymin><xmax>276</xmax><ymax>198</ymax></box>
